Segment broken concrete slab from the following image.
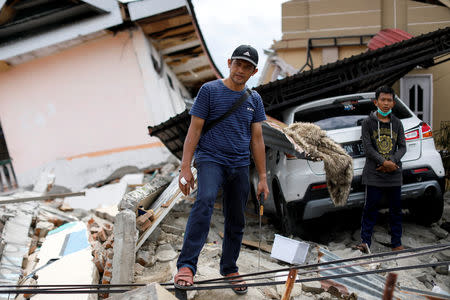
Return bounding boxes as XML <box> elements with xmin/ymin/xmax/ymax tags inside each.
<box><xmin>0</xmin><ymin>202</ymin><xmax>36</xmax><ymax>291</ymax></box>
<box><xmin>67</xmin><ymin>181</ymin><xmax>128</xmax><ymax>210</ymax></box>
<box><xmin>32</xmin><ymin>169</ymin><xmax>55</xmax><ymax>194</ymax></box>
<box><xmin>33</xmin><ymin>221</ymin><xmax>99</xmax><ymax>300</ymax></box>
<box><xmin>35</xmin><ymin>221</ymin><xmax>55</xmax><ymax>238</ymax></box>
<box><xmin>106</xmin><ymin>282</ymin><xmax>177</xmax><ymax>300</ymax></box>
<box><xmin>95</xmin><ymin>205</ymin><xmax>119</xmax><ymax>223</ymax></box>
<box><xmin>38</xmin><ymin>204</ymin><xmax>79</xmax><ymax>224</ymax></box>
<box><xmin>119</xmin><ymin>175</ymin><xmax>172</xmax><ymax>212</ymax></box>
<box><xmin>120</xmin><ymin>173</ymin><xmax>144</xmax><ymax>185</ymax></box>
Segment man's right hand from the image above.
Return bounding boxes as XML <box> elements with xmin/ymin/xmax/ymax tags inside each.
<box><xmin>179</xmin><ymin>167</ymin><xmax>195</xmax><ymax>196</ymax></box>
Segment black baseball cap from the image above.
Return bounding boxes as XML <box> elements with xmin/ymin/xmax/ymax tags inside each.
<box><xmin>231</xmin><ymin>45</ymin><xmax>258</xmax><ymax>67</ymax></box>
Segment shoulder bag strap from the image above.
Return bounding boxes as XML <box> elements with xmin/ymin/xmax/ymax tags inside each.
<box><xmin>202</xmin><ymin>88</ymin><xmax>251</xmax><ymax>135</ymax></box>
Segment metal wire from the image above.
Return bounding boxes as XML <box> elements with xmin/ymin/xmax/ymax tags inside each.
<box><xmin>1</xmin><ymin>243</ymin><xmax>448</xmax><ymax>295</ymax></box>
<box><xmin>174</xmin><ymin>242</ymin><xmax>450</xmax><ymax>285</ymax></box>
<box><xmin>163</xmin><ymin>260</ymin><xmax>450</xmax><ymax>292</ymax></box>
<box><xmin>180</xmin><ymin>245</ymin><xmax>450</xmax><ymax>285</ymax></box>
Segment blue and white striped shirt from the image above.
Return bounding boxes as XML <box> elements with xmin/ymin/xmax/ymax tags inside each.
<box><xmin>190</xmin><ymin>79</ymin><xmax>266</xmax><ymax>167</ymax></box>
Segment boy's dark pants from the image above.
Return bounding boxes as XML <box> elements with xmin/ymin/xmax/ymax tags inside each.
<box><xmin>361</xmin><ymin>185</ymin><xmax>402</xmax><ymax>248</ymax></box>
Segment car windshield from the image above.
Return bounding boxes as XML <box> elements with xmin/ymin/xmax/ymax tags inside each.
<box><xmin>293</xmin><ymin>98</ymin><xmax>412</xmax><ymax>130</ymax></box>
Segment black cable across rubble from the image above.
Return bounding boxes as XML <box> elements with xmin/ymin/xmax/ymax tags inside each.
<box><xmin>0</xmin><ymin>243</ymin><xmax>448</xmax><ymax>295</ymax></box>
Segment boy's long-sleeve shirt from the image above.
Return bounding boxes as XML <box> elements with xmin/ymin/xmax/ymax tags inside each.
<box><xmin>361</xmin><ymin>111</ymin><xmax>406</xmax><ymax>187</ymax></box>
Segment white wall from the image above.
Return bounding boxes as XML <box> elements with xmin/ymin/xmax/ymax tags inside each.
<box><xmin>0</xmin><ymin>28</ymin><xmax>186</xmax><ymax>190</ymax></box>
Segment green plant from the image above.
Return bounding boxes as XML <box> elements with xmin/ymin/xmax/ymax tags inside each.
<box><xmin>435</xmin><ymin>121</ymin><xmax>450</xmax><ymax>191</ymax></box>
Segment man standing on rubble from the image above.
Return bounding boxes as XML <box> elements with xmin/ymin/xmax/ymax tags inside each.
<box><xmin>354</xmin><ymin>85</ymin><xmax>406</xmax><ymax>254</ymax></box>
<box><xmin>174</xmin><ymin>45</ymin><xmax>269</xmax><ymax>294</ymax></box>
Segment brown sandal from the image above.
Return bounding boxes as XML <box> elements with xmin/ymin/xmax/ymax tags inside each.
<box><xmin>225</xmin><ymin>272</ymin><xmax>248</xmax><ymax>295</ymax></box>
<box><xmin>174</xmin><ymin>267</ymin><xmax>194</xmax><ymax>289</ymax></box>
<box><xmin>352</xmin><ymin>243</ymin><xmax>369</xmax><ymax>254</ymax></box>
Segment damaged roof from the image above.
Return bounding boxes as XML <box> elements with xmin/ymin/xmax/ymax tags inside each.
<box><xmin>149</xmin><ymin>26</ymin><xmax>450</xmax><ymax>160</ymax></box>
<box><xmin>127</xmin><ymin>0</ymin><xmax>222</xmax><ymax>94</ymax></box>
<box><xmin>0</xmin><ymin>0</ymin><xmax>222</xmax><ymax>95</ymax></box>
<box><xmin>255</xmin><ymin>26</ymin><xmax>450</xmax><ymax>116</ymax></box>
<box><xmin>0</xmin><ymin>0</ymin><xmax>123</xmax><ymax>63</ymax></box>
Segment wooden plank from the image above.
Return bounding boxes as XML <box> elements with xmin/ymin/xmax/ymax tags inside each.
<box><xmin>136</xmin><ymin>168</ymin><xmax>197</xmax><ymax>251</ymax></box>
<box><xmin>382</xmin><ymin>273</ymin><xmax>397</xmax><ymax>300</ymax></box>
<box><xmin>154</xmin><ymin>31</ymin><xmax>198</xmax><ymax>51</ymax></box>
<box><xmin>150</xmin><ymin>23</ymin><xmax>195</xmax><ymax>40</ymax></box>
<box><xmin>282</xmin><ymin>269</ymin><xmax>298</xmax><ymax>300</ymax></box>
<box><xmin>0</xmin><ymin>192</ymin><xmax>86</xmax><ymax>204</ymax></box>
<box><xmin>218</xmin><ymin>232</ymin><xmax>273</xmax><ymax>253</ymax></box>
<box><xmin>139</xmin><ymin>14</ymin><xmax>192</xmax><ymax>35</ymax></box>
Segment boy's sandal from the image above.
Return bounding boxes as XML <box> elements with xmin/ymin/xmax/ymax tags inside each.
<box><xmin>174</xmin><ymin>267</ymin><xmax>194</xmax><ymax>290</ymax></box>
<box><xmin>225</xmin><ymin>272</ymin><xmax>248</xmax><ymax>295</ymax></box>
<box><xmin>351</xmin><ymin>243</ymin><xmax>369</xmax><ymax>254</ymax></box>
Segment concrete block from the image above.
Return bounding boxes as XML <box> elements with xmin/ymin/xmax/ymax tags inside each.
<box><xmin>136</xmin><ymin>250</ymin><xmax>152</xmax><ymax>267</ymax></box>
<box><xmin>111</xmin><ymin>210</ymin><xmax>137</xmax><ymax>284</ymax></box>
<box><xmin>106</xmin><ymin>282</ymin><xmax>177</xmax><ymax>299</ymax></box>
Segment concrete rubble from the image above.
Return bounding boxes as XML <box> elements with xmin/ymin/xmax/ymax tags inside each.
<box><xmin>0</xmin><ymin>161</ymin><xmax>447</xmax><ymax>300</ymax></box>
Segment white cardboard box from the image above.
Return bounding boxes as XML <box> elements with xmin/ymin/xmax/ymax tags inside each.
<box><xmin>270</xmin><ymin>234</ymin><xmax>310</xmax><ymax>264</ymax></box>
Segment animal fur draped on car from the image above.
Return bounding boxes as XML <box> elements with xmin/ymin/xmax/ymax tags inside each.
<box><xmin>283</xmin><ymin>122</ymin><xmax>353</xmax><ymax>206</ymax></box>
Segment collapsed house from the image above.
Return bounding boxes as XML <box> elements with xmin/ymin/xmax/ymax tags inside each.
<box><xmin>0</xmin><ymin>0</ymin><xmax>221</xmax><ymax>192</ymax></box>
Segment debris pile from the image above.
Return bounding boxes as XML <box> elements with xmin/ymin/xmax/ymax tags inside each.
<box><xmin>0</xmin><ymin>160</ymin><xmax>448</xmax><ymax>300</ymax></box>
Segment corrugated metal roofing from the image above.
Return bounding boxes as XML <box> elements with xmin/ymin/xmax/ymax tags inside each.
<box><xmin>317</xmin><ymin>247</ymin><xmax>450</xmax><ymax>300</ymax></box>
<box><xmin>367</xmin><ymin>29</ymin><xmax>414</xmax><ymax>51</ymax></box>
<box><xmin>255</xmin><ymin>26</ymin><xmax>450</xmax><ymax>116</ymax></box>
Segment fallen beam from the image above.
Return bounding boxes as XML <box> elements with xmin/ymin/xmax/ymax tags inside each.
<box><xmin>0</xmin><ymin>192</ymin><xmax>86</xmax><ymax>204</ymax></box>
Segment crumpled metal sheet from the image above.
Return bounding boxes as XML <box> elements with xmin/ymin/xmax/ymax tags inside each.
<box><xmin>316</xmin><ymin>247</ymin><xmax>444</xmax><ymax>300</ymax></box>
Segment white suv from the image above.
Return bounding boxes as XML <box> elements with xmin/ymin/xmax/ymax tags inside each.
<box><xmin>251</xmin><ymin>93</ymin><xmax>446</xmax><ymax>235</ymax></box>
